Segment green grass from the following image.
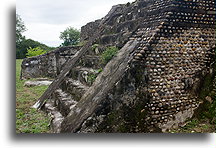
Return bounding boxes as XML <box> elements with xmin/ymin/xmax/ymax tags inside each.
<box><xmin>181</xmin><ymin>119</ymin><xmax>199</xmax><ymax>130</ymax></box>
<box><xmin>16</xmin><ymin>59</ymin><xmax>50</xmax><ymax>133</ymax></box>
<box><xmin>170</xmin><ymin>117</ymin><xmax>215</xmax><ymax>133</ymax></box>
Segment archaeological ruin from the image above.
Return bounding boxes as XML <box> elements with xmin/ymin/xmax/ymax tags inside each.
<box><xmin>21</xmin><ymin>0</ymin><xmax>215</xmax><ymax>133</ymax></box>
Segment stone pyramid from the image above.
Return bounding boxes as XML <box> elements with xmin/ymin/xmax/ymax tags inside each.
<box><xmin>21</xmin><ymin>0</ymin><xmax>215</xmax><ymax>133</ymax></box>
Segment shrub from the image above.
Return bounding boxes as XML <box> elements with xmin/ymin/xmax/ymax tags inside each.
<box><xmin>26</xmin><ymin>47</ymin><xmax>47</xmax><ymax>58</ymax></box>
<box><xmin>101</xmin><ymin>46</ymin><xmax>118</xmax><ymax>64</ymax></box>
<box><xmin>87</xmin><ymin>74</ymin><xmax>97</xmax><ymax>85</ymax></box>
<box><xmin>87</xmin><ymin>68</ymin><xmax>103</xmax><ymax>85</ymax></box>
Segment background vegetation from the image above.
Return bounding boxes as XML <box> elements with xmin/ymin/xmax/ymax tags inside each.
<box><xmin>16</xmin><ymin>14</ymin><xmax>81</xmax><ymax>59</ymax></box>
<box><xmin>15</xmin><ymin>14</ymin><xmax>81</xmax><ymax>133</ymax></box>
<box><xmin>16</xmin><ymin>39</ymin><xmax>55</xmax><ymax>59</ymax></box>
<box><xmin>59</xmin><ymin>27</ymin><xmax>80</xmax><ymax>46</ymax></box>
<box><xmin>16</xmin><ymin>14</ymin><xmax>55</xmax><ymax>59</ymax></box>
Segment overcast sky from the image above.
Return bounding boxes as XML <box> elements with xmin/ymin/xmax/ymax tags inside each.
<box><xmin>16</xmin><ymin>0</ymin><xmax>135</xmax><ymax>47</ymax></box>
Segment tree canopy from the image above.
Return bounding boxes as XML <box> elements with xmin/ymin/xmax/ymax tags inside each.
<box><xmin>59</xmin><ymin>27</ymin><xmax>80</xmax><ymax>46</ymax></box>
<box><xmin>16</xmin><ymin>14</ymin><xmax>27</xmax><ymax>46</ymax></box>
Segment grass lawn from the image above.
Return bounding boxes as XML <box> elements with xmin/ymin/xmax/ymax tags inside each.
<box><xmin>16</xmin><ymin>59</ymin><xmax>50</xmax><ymax>133</ymax></box>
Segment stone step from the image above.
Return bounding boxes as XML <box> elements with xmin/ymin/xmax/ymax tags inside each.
<box><xmin>43</xmin><ymin>102</ymin><xmax>64</xmax><ymax>133</ymax></box>
<box><xmin>53</xmin><ymin>89</ymin><xmax>78</xmax><ymax>117</ymax></box>
<box><xmin>69</xmin><ymin>66</ymin><xmax>102</xmax><ymax>85</ymax></box>
<box><xmin>61</xmin><ymin>78</ymin><xmax>89</xmax><ymax>101</ymax></box>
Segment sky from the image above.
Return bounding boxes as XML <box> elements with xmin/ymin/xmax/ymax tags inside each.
<box><xmin>16</xmin><ymin>0</ymin><xmax>135</xmax><ymax>47</ymax></box>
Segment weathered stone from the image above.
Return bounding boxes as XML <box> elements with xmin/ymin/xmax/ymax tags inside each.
<box><xmin>24</xmin><ymin>80</ymin><xmax>52</xmax><ymax>87</ymax></box>
<box><xmin>205</xmin><ymin>96</ymin><xmax>213</xmax><ymax>104</ymax></box>
<box><xmin>21</xmin><ymin>46</ymin><xmax>81</xmax><ymax>79</ymax></box>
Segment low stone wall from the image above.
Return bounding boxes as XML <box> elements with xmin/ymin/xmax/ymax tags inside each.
<box><xmin>20</xmin><ymin>46</ymin><xmax>81</xmax><ymax>79</ymax></box>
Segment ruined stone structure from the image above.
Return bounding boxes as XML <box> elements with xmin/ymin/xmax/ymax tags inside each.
<box><xmin>21</xmin><ymin>46</ymin><xmax>81</xmax><ymax>79</ymax></box>
<box><xmin>21</xmin><ymin>0</ymin><xmax>215</xmax><ymax>133</ymax></box>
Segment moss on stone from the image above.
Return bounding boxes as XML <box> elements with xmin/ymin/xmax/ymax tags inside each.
<box><xmin>100</xmin><ymin>99</ymin><xmax>148</xmax><ymax>133</ymax></box>
<box><xmin>199</xmin><ymin>74</ymin><xmax>214</xmax><ymax>100</ymax></box>
<box><xmin>196</xmin><ymin>67</ymin><xmax>215</xmax><ymax>131</ymax></box>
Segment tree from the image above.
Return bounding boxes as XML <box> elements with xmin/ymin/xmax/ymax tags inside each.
<box><xmin>15</xmin><ymin>14</ymin><xmax>55</xmax><ymax>59</ymax></box>
<box><xmin>59</xmin><ymin>27</ymin><xmax>80</xmax><ymax>46</ymax></box>
<box><xmin>16</xmin><ymin>14</ymin><xmax>27</xmax><ymax>46</ymax></box>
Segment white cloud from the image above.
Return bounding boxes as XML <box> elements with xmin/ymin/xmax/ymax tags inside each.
<box><xmin>16</xmin><ymin>0</ymin><xmax>135</xmax><ymax>47</ymax></box>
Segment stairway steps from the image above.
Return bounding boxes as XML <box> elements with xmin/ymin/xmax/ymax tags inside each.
<box><xmin>61</xmin><ymin>78</ymin><xmax>89</xmax><ymax>101</ymax></box>
<box><xmin>43</xmin><ymin>102</ymin><xmax>64</xmax><ymax>133</ymax></box>
<box><xmin>53</xmin><ymin>89</ymin><xmax>78</xmax><ymax>117</ymax></box>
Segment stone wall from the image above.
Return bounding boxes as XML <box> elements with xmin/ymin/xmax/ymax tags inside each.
<box><xmin>132</xmin><ymin>28</ymin><xmax>215</xmax><ymax>132</ymax></box>
<box><xmin>21</xmin><ymin>46</ymin><xmax>81</xmax><ymax>79</ymax></box>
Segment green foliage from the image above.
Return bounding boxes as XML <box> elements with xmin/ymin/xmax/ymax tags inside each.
<box><xmin>101</xmin><ymin>46</ymin><xmax>118</xmax><ymax>64</ymax></box>
<box><xmin>96</xmin><ymin>68</ymin><xmax>103</xmax><ymax>73</ymax></box>
<box><xmin>16</xmin><ymin>39</ymin><xmax>55</xmax><ymax>59</ymax></box>
<box><xmin>26</xmin><ymin>47</ymin><xmax>47</xmax><ymax>58</ymax></box>
<box><xmin>199</xmin><ymin>74</ymin><xmax>214</xmax><ymax>99</ymax></box>
<box><xmin>199</xmin><ymin>96</ymin><xmax>216</xmax><ymax>125</ymax></box>
<box><xmin>182</xmin><ymin>119</ymin><xmax>199</xmax><ymax>130</ymax></box>
<box><xmin>87</xmin><ymin>68</ymin><xmax>103</xmax><ymax>84</ymax></box>
<box><xmin>16</xmin><ymin>14</ymin><xmax>27</xmax><ymax>47</ymax></box>
<box><xmin>198</xmin><ymin>73</ymin><xmax>215</xmax><ymax>124</ymax></box>
<box><xmin>87</xmin><ymin>74</ymin><xmax>97</xmax><ymax>85</ymax></box>
<box><xmin>15</xmin><ymin>14</ymin><xmax>54</xmax><ymax>59</ymax></box>
<box><xmin>60</xmin><ymin>27</ymin><xmax>80</xmax><ymax>46</ymax></box>
<box><xmin>91</xmin><ymin>44</ymin><xmax>99</xmax><ymax>50</ymax></box>
<box><xmin>16</xmin><ymin>59</ymin><xmax>50</xmax><ymax>133</ymax></box>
